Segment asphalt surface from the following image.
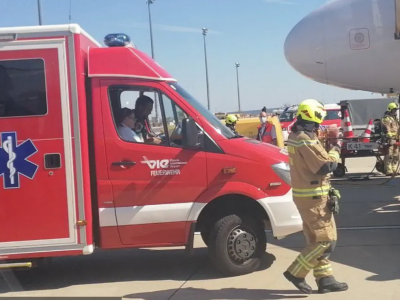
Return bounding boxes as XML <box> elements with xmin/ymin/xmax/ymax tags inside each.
<box><xmin>1</xmin><ymin>157</ymin><xmax>400</xmax><ymax>299</ymax></box>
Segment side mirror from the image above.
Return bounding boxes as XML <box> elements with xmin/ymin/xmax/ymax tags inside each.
<box><xmin>182</xmin><ymin>118</ymin><xmax>204</xmax><ymax>149</ymax></box>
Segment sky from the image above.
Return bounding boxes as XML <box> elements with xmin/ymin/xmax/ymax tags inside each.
<box><xmin>0</xmin><ymin>0</ymin><xmax>384</xmax><ymax>113</ymax></box>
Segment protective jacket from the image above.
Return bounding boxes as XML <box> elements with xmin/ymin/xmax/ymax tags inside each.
<box><xmin>287</xmin><ymin>126</ymin><xmax>340</xmax><ymax>200</ymax></box>
<box><xmin>381</xmin><ymin>113</ymin><xmax>399</xmax><ymax>139</ymax></box>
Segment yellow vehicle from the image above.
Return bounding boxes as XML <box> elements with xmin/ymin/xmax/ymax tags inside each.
<box><xmin>234</xmin><ymin>117</ymin><xmax>260</xmax><ymax>139</ymax></box>
<box><xmin>220</xmin><ymin>115</ymin><xmax>284</xmax><ymax>148</ymax></box>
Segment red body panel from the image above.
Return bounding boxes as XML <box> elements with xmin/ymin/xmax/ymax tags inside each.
<box><xmin>88</xmin><ymin>47</ymin><xmax>174</xmax><ymax>80</ymax></box>
<box><xmin>99</xmin><ymin>222</ymin><xmax>191</xmax><ymax>249</ymax></box>
<box><xmin>205</xmin><ymin>139</ymin><xmax>291</xmax><ymax>198</ymax></box>
<box><xmin>0</xmin><ymin>28</ymin><xmax>100</xmax><ymax>260</ymax></box>
<box><xmin>0</xmin><ymin>48</ymin><xmax>70</xmax><ymax>243</ymax></box>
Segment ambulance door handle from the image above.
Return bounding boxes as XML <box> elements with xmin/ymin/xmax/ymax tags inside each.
<box><xmin>112</xmin><ymin>160</ymin><xmax>136</xmax><ymax>167</ymax></box>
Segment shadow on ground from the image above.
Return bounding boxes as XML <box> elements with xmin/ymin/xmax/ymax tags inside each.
<box><xmin>2</xmin><ymin>169</ymin><xmax>400</xmax><ymax>294</ymax></box>
<box><xmin>0</xmin><ymin>248</ymin><xmax>276</xmax><ymax>293</ymax></box>
<box><xmin>124</xmin><ymin>287</ymin><xmax>307</xmax><ymax>300</ymax></box>
<box><xmin>269</xmin><ymin>175</ymin><xmax>400</xmax><ymax>283</ymax></box>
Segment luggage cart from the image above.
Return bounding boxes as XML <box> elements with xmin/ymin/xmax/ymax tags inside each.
<box><xmin>326</xmin><ymin>119</ymin><xmax>389</xmax><ymax>178</ymax></box>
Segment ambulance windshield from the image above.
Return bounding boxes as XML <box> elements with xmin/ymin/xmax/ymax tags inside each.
<box><xmin>279</xmin><ymin>111</ymin><xmax>295</xmax><ymax>122</ymax></box>
<box><xmin>168</xmin><ymin>83</ymin><xmax>237</xmax><ymax>139</ymax></box>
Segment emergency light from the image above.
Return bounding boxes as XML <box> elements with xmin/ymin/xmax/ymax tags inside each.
<box><xmin>104</xmin><ymin>33</ymin><xmax>132</xmax><ymax>47</ymax></box>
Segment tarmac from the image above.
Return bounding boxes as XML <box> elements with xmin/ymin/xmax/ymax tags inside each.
<box><xmin>1</xmin><ymin>157</ymin><xmax>400</xmax><ymax>299</ymax></box>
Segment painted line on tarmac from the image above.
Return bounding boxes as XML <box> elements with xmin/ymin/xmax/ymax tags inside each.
<box><xmin>267</xmin><ymin>225</ymin><xmax>400</xmax><ymax>232</ymax></box>
<box><xmin>194</xmin><ymin>225</ymin><xmax>400</xmax><ymax>236</ymax></box>
<box><xmin>335</xmin><ymin>225</ymin><xmax>400</xmax><ymax>230</ymax></box>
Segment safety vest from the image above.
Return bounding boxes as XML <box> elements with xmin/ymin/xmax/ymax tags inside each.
<box><xmin>259</xmin><ymin>122</ymin><xmax>273</xmax><ymax>143</ymax></box>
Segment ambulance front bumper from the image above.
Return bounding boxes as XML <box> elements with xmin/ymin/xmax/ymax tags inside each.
<box><xmin>257</xmin><ymin>189</ymin><xmax>303</xmax><ymax>238</ymax></box>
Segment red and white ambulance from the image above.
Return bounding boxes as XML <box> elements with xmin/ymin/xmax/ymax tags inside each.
<box><xmin>0</xmin><ymin>24</ymin><xmax>302</xmax><ymax>276</ymax></box>
<box><xmin>280</xmin><ymin>103</ymin><xmax>342</xmax><ymax>142</ymax></box>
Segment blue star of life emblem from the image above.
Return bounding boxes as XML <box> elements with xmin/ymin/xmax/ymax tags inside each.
<box><xmin>0</xmin><ymin>132</ymin><xmax>39</xmax><ymax>189</ymax></box>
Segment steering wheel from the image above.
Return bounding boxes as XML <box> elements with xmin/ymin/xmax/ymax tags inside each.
<box><xmin>170</xmin><ymin>122</ymin><xmax>183</xmax><ymax>141</ymax></box>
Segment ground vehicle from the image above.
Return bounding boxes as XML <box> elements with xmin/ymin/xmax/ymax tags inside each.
<box><xmin>327</xmin><ymin>97</ymin><xmax>399</xmax><ymax>177</ymax></box>
<box><xmin>339</xmin><ymin>98</ymin><xmax>396</xmax><ymax>137</ymax></box>
<box><xmin>284</xmin><ymin>0</ymin><xmax>400</xmax><ymax>95</ymax></box>
<box><xmin>280</xmin><ymin>103</ymin><xmax>341</xmax><ymax>142</ymax></box>
<box><xmin>0</xmin><ymin>24</ymin><xmax>302</xmax><ymax>276</ymax></box>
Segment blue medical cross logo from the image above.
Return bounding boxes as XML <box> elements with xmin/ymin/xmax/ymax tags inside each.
<box><xmin>0</xmin><ymin>132</ymin><xmax>39</xmax><ymax>189</ymax></box>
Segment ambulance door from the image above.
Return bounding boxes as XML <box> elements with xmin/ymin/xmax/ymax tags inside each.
<box><xmin>100</xmin><ymin>80</ymin><xmax>207</xmax><ymax>247</ymax></box>
<box><xmin>0</xmin><ymin>39</ymin><xmax>80</xmax><ymax>255</ymax></box>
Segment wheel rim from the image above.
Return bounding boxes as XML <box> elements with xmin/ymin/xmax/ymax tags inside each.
<box><xmin>227</xmin><ymin>226</ymin><xmax>257</xmax><ymax>263</ymax></box>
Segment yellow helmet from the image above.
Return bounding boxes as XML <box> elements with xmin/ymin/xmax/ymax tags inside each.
<box><xmin>387</xmin><ymin>102</ymin><xmax>399</xmax><ymax>112</ymax></box>
<box><xmin>296</xmin><ymin>99</ymin><xmax>326</xmax><ymax>124</ymax></box>
<box><xmin>225</xmin><ymin>114</ymin><xmax>238</xmax><ymax>125</ymax></box>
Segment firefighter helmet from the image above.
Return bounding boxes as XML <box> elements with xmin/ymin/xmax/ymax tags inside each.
<box><xmin>225</xmin><ymin>114</ymin><xmax>238</xmax><ymax>125</ymax></box>
<box><xmin>296</xmin><ymin>99</ymin><xmax>327</xmax><ymax>124</ymax></box>
<box><xmin>387</xmin><ymin>102</ymin><xmax>399</xmax><ymax>112</ymax></box>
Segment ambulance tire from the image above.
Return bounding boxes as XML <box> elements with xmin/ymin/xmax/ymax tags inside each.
<box><xmin>333</xmin><ymin>163</ymin><xmax>346</xmax><ymax>178</ymax></box>
<box><xmin>208</xmin><ymin>214</ymin><xmax>266</xmax><ymax>277</ymax></box>
<box><xmin>376</xmin><ymin>159</ymin><xmax>385</xmax><ymax>174</ymax></box>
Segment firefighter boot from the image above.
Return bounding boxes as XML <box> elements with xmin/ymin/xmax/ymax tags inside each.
<box><xmin>283</xmin><ymin>271</ymin><xmax>312</xmax><ymax>294</ymax></box>
<box><xmin>316</xmin><ymin>276</ymin><xmax>348</xmax><ymax>294</ymax></box>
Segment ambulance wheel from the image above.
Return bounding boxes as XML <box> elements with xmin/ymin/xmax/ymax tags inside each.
<box><xmin>333</xmin><ymin>163</ymin><xmax>346</xmax><ymax>178</ymax></box>
<box><xmin>376</xmin><ymin>160</ymin><xmax>385</xmax><ymax>174</ymax></box>
<box><xmin>208</xmin><ymin>214</ymin><xmax>266</xmax><ymax>276</ymax></box>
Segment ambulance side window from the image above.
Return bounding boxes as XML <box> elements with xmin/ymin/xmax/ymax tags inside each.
<box><xmin>0</xmin><ymin>59</ymin><xmax>47</xmax><ymax>118</ymax></box>
<box><xmin>160</xmin><ymin>93</ymin><xmax>190</xmax><ymax>148</ymax></box>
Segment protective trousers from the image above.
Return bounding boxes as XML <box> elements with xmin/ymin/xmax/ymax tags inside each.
<box><xmin>287</xmin><ymin>196</ymin><xmax>337</xmax><ymax>280</ymax></box>
<box><xmin>384</xmin><ymin>144</ymin><xmax>399</xmax><ymax>174</ymax></box>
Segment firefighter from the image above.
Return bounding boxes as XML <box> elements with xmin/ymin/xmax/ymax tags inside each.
<box><xmin>225</xmin><ymin>114</ymin><xmax>239</xmax><ymax>134</ymax></box>
<box><xmin>257</xmin><ymin>111</ymin><xmax>277</xmax><ymax>145</ymax></box>
<box><xmin>284</xmin><ymin>99</ymin><xmax>348</xmax><ymax>294</ymax></box>
<box><xmin>381</xmin><ymin>102</ymin><xmax>400</xmax><ymax>176</ymax></box>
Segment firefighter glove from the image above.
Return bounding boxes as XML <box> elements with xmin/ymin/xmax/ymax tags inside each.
<box><xmin>330</xmin><ymin>144</ymin><xmax>341</xmax><ymax>154</ymax></box>
<box><xmin>328</xmin><ymin>188</ymin><xmax>341</xmax><ymax>215</ymax></box>
<box><xmin>329</xmin><ymin>188</ymin><xmax>341</xmax><ymax>199</ymax></box>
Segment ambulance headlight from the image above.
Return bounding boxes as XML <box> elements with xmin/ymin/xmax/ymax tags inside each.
<box><xmin>271</xmin><ymin>162</ymin><xmax>291</xmax><ymax>185</ymax></box>
<box><xmin>104</xmin><ymin>33</ymin><xmax>132</xmax><ymax>47</ymax></box>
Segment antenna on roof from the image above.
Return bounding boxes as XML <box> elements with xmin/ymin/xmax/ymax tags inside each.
<box><xmin>69</xmin><ymin>0</ymin><xmax>72</xmax><ymax>23</ymax></box>
<box><xmin>37</xmin><ymin>0</ymin><xmax>43</xmax><ymax>25</ymax></box>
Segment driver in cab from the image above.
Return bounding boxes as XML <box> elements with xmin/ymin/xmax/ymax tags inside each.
<box><xmin>134</xmin><ymin>94</ymin><xmax>163</xmax><ymax>145</ymax></box>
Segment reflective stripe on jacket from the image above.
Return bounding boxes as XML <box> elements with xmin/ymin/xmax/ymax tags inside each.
<box><xmin>287</xmin><ymin>130</ymin><xmax>340</xmax><ymax>199</ymax></box>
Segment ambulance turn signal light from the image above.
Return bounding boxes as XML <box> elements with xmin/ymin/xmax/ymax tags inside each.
<box><xmin>223</xmin><ymin>167</ymin><xmax>237</xmax><ymax>174</ymax></box>
<box><xmin>77</xmin><ymin>220</ymin><xmax>87</xmax><ymax>226</ymax></box>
